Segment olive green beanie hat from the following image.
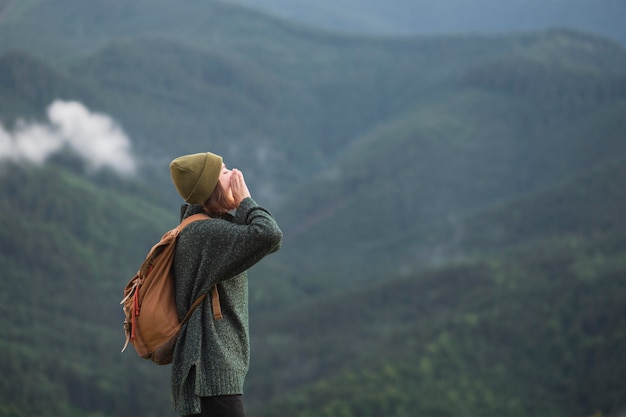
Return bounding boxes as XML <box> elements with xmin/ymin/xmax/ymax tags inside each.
<box><xmin>169</xmin><ymin>152</ymin><xmax>223</xmax><ymax>204</ymax></box>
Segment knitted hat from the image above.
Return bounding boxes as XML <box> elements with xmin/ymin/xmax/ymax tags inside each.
<box><xmin>169</xmin><ymin>152</ymin><xmax>223</xmax><ymax>204</ymax></box>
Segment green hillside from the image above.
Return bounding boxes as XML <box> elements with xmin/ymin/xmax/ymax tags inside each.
<box><xmin>269</xmin><ymin>59</ymin><xmax>626</xmax><ymax>303</ymax></box>
<box><xmin>0</xmin><ymin>1</ymin><xmax>625</xmax><ymax>416</ymax></box>
<box><xmin>250</xmin><ymin>233</ymin><xmax>626</xmax><ymax>416</ymax></box>
<box><xmin>247</xmin><ymin>160</ymin><xmax>626</xmax><ymax>416</ymax></box>
<box><xmin>1</xmin><ymin>154</ymin><xmax>622</xmax><ymax>417</ymax></box>
<box><xmin>0</xmin><ymin>51</ymin><xmax>100</xmax><ymax>121</ymax></box>
<box><xmin>0</xmin><ymin>162</ymin><xmax>177</xmax><ymax>416</ymax></box>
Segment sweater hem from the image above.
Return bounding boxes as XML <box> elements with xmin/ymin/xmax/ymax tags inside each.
<box><xmin>173</xmin><ymin>369</ymin><xmax>246</xmax><ymax>416</ymax></box>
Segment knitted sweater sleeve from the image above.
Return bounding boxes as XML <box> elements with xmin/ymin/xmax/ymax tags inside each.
<box><xmin>209</xmin><ymin>197</ymin><xmax>283</xmax><ymax>281</ymax></box>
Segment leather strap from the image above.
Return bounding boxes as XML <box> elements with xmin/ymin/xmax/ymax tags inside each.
<box><xmin>211</xmin><ymin>286</ymin><xmax>223</xmax><ymax>320</ymax></box>
<box><xmin>179</xmin><ymin>213</ymin><xmax>211</xmax><ymax>229</ymax></box>
<box><xmin>180</xmin><ymin>285</ymin><xmax>222</xmax><ymax>323</ymax></box>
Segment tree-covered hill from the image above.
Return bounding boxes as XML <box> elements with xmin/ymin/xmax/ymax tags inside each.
<box><xmin>0</xmin><ymin>162</ymin><xmax>177</xmax><ymax>416</ymax></box>
<box><xmin>0</xmin><ymin>154</ymin><xmax>623</xmax><ymax>417</ymax></box>
<box><xmin>0</xmin><ymin>51</ymin><xmax>100</xmax><ymax>121</ymax></box>
<box><xmin>269</xmin><ymin>43</ymin><xmax>626</xmax><ymax>302</ymax></box>
<box><xmin>247</xmin><ymin>158</ymin><xmax>626</xmax><ymax>416</ymax></box>
<box><xmin>250</xmin><ymin>232</ymin><xmax>626</xmax><ymax>416</ymax></box>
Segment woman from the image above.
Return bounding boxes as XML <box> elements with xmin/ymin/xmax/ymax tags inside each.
<box><xmin>169</xmin><ymin>151</ymin><xmax>283</xmax><ymax>417</ymax></box>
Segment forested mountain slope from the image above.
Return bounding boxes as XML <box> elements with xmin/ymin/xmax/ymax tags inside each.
<box><xmin>0</xmin><ymin>151</ymin><xmax>623</xmax><ymax>417</ymax></box>
<box><xmin>251</xmin><ymin>233</ymin><xmax>626</xmax><ymax>416</ymax></box>
<box><xmin>247</xmin><ymin>159</ymin><xmax>626</xmax><ymax>416</ymax></box>
<box><xmin>269</xmin><ymin>40</ymin><xmax>626</xmax><ymax>305</ymax></box>
<box><xmin>0</xmin><ymin>163</ymin><xmax>176</xmax><ymax>416</ymax></box>
<box><xmin>0</xmin><ymin>51</ymin><xmax>100</xmax><ymax>121</ymax></box>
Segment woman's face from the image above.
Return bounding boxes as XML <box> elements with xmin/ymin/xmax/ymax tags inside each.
<box><xmin>217</xmin><ymin>163</ymin><xmax>235</xmax><ymax>205</ymax></box>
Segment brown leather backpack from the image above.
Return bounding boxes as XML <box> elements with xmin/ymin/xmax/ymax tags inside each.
<box><xmin>121</xmin><ymin>213</ymin><xmax>222</xmax><ymax>365</ymax></box>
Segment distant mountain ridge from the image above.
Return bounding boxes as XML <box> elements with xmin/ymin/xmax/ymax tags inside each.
<box><xmin>224</xmin><ymin>0</ymin><xmax>626</xmax><ymax>45</ymax></box>
<box><xmin>8</xmin><ymin>3</ymin><xmax>622</xmax><ymax>200</ymax></box>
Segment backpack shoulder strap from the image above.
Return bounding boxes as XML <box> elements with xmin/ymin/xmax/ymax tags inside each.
<box><xmin>178</xmin><ymin>213</ymin><xmax>210</xmax><ymax>230</ymax></box>
<box><xmin>180</xmin><ymin>285</ymin><xmax>222</xmax><ymax>324</ymax></box>
<box><xmin>211</xmin><ymin>286</ymin><xmax>222</xmax><ymax>320</ymax></box>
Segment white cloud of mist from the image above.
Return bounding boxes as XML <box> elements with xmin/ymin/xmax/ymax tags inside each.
<box><xmin>0</xmin><ymin>100</ymin><xmax>136</xmax><ymax>175</ymax></box>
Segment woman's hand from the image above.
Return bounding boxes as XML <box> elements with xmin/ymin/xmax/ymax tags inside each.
<box><xmin>230</xmin><ymin>169</ymin><xmax>251</xmax><ymax>206</ymax></box>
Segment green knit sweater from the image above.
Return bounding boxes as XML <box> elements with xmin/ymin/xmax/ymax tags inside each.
<box><xmin>170</xmin><ymin>198</ymin><xmax>282</xmax><ymax>416</ymax></box>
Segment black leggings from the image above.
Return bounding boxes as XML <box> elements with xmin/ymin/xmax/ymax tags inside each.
<box><xmin>197</xmin><ymin>395</ymin><xmax>246</xmax><ymax>417</ymax></box>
